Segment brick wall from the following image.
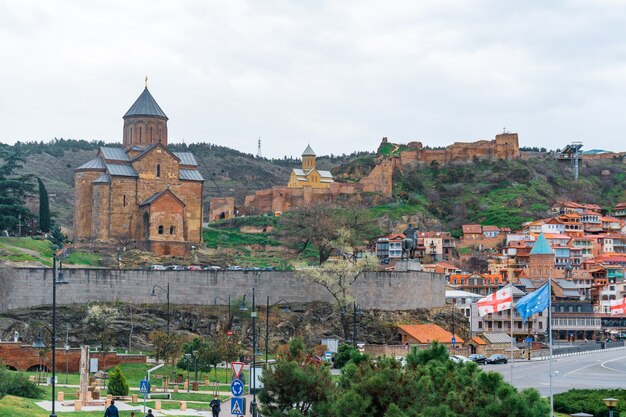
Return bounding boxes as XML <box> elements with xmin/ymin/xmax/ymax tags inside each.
<box><xmin>0</xmin><ymin>342</ymin><xmax>146</xmax><ymax>372</ymax></box>
<box><xmin>0</xmin><ymin>268</ymin><xmax>446</xmax><ymax>313</ymax></box>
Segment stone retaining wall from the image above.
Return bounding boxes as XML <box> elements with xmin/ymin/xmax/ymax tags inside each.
<box><xmin>0</xmin><ymin>268</ymin><xmax>446</xmax><ymax>312</ymax></box>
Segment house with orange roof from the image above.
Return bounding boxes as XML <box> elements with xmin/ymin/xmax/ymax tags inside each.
<box><xmin>558</xmin><ymin>213</ymin><xmax>584</xmax><ymax>238</ymax></box>
<box><xmin>374</xmin><ymin>233</ymin><xmax>405</xmax><ymax>260</ymax></box>
<box><xmin>482</xmin><ymin>225</ymin><xmax>502</xmax><ymax>238</ymax></box>
<box><xmin>449</xmin><ymin>273</ymin><xmax>504</xmax><ymax>295</ymax></box>
<box><xmin>462</xmin><ymin>224</ymin><xmax>483</xmax><ymax>240</ymax></box>
<box><xmin>601</xmin><ymin>216</ymin><xmax>624</xmax><ymax>232</ymax></box>
<box><xmin>397</xmin><ymin>323</ymin><xmax>463</xmax><ymax>346</ymax></box>
<box><xmin>613</xmin><ymin>202</ymin><xmax>626</xmax><ymax>220</ymax></box>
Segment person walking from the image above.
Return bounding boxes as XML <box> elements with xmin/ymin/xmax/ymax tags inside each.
<box><xmin>103</xmin><ymin>399</ymin><xmax>119</xmax><ymax>417</ymax></box>
<box><xmin>210</xmin><ymin>395</ymin><xmax>222</xmax><ymax>417</ymax></box>
<box><xmin>145</xmin><ymin>409</ymin><xmax>155</xmax><ymax>417</ymax></box>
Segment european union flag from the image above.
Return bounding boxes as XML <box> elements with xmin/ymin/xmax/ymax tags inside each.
<box><xmin>515</xmin><ymin>282</ymin><xmax>551</xmax><ymax>323</ymax></box>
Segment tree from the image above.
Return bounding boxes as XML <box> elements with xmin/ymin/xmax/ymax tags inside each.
<box><xmin>0</xmin><ymin>149</ymin><xmax>34</xmax><ymax>234</ymax></box>
<box><xmin>298</xmin><ymin>253</ymin><xmax>378</xmax><ymax>339</ymax></box>
<box><xmin>48</xmin><ymin>225</ymin><xmax>67</xmax><ymax>248</ymax></box>
<box><xmin>279</xmin><ymin>205</ymin><xmax>379</xmax><ymax>264</ymax></box>
<box><xmin>259</xmin><ymin>337</ymin><xmax>334</xmax><ymax>417</ymax></box>
<box><xmin>107</xmin><ymin>366</ymin><xmax>129</xmax><ymax>396</ymax></box>
<box><xmin>37</xmin><ymin>177</ymin><xmax>51</xmax><ymax>233</ymax></box>
<box><xmin>149</xmin><ymin>331</ymin><xmax>184</xmax><ymax>368</ymax></box>
<box><xmin>0</xmin><ymin>363</ymin><xmax>44</xmax><ymax>399</ymax></box>
<box><xmin>82</xmin><ymin>304</ymin><xmax>120</xmax><ymax>368</ymax></box>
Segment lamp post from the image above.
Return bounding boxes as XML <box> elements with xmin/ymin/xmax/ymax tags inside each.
<box><xmin>64</xmin><ymin>325</ymin><xmax>70</xmax><ymax>385</ymax></box>
<box><xmin>192</xmin><ymin>350</ymin><xmax>199</xmax><ymax>384</ymax></box>
<box><xmin>214</xmin><ymin>295</ymin><xmax>232</xmax><ymax>330</ymax></box>
<box><xmin>451</xmin><ymin>299</ymin><xmax>456</xmax><ymax>348</ymax></box>
<box><xmin>604</xmin><ymin>397</ymin><xmax>619</xmax><ymax>417</ymax></box>
<box><xmin>185</xmin><ymin>353</ymin><xmax>191</xmax><ymax>393</ymax></box>
<box><xmin>239</xmin><ymin>288</ymin><xmax>258</xmax><ymax>417</ymax></box>
<box><xmin>265</xmin><ymin>297</ymin><xmax>289</xmax><ymax>365</ymax></box>
<box><xmin>151</xmin><ymin>283</ymin><xmax>170</xmax><ymax>333</ymax></box>
<box><xmin>353</xmin><ymin>301</ymin><xmax>363</xmax><ymax>349</ymax></box>
<box><xmin>33</xmin><ymin>255</ymin><xmax>67</xmax><ymax>417</ymax></box>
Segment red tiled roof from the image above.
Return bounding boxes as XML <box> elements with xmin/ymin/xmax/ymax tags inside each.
<box><xmin>615</xmin><ymin>202</ymin><xmax>626</xmax><ymax>210</ymax></box>
<box><xmin>482</xmin><ymin>225</ymin><xmax>501</xmax><ymax>232</ymax></box>
<box><xmin>471</xmin><ymin>336</ymin><xmax>487</xmax><ymax>345</ymax></box>
<box><xmin>462</xmin><ymin>224</ymin><xmax>482</xmax><ymax>234</ymax></box>
<box><xmin>397</xmin><ymin>324</ymin><xmax>464</xmax><ymax>344</ymax></box>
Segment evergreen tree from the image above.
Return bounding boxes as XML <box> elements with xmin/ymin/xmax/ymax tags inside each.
<box><xmin>37</xmin><ymin>177</ymin><xmax>51</xmax><ymax>233</ymax></box>
<box><xmin>0</xmin><ymin>150</ymin><xmax>34</xmax><ymax>234</ymax></box>
<box><xmin>107</xmin><ymin>366</ymin><xmax>129</xmax><ymax>396</ymax></box>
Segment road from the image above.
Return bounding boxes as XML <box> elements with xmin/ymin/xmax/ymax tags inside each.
<box><xmin>483</xmin><ymin>347</ymin><xmax>626</xmax><ymax>395</ymax></box>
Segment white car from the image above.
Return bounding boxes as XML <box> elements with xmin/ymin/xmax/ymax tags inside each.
<box><xmin>450</xmin><ymin>355</ymin><xmax>472</xmax><ymax>364</ymax></box>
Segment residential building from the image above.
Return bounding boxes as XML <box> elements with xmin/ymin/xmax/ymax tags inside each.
<box><xmin>446</xmin><ymin>289</ymin><xmax>483</xmax><ymax>318</ymax></box>
<box><xmin>397</xmin><ymin>324</ymin><xmax>464</xmax><ymax>346</ymax></box>
<box><xmin>482</xmin><ymin>225</ymin><xmax>501</xmax><ymax>238</ymax></box>
<box><xmin>374</xmin><ymin>233</ymin><xmax>405</xmax><ymax>260</ymax></box>
<box><xmin>462</xmin><ymin>224</ymin><xmax>483</xmax><ymax>240</ymax></box>
<box><xmin>448</xmin><ymin>273</ymin><xmax>505</xmax><ymax>296</ymax></box>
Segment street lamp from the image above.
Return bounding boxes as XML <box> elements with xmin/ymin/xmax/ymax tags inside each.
<box><xmin>353</xmin><ymin>301</ymin><xmax>363</xmax><ymax>349</ymax></box>
<box><xmin>151</xmin><ymin>283</ymin><xmax>170</xmax><ymax>333</ymax></box>
<box><xmin>240</xmin><ymin>288</ymin><xmax>258</xmax><ymax>417</ymax></box>
<box><xmin>604</xmin><ymin>398</ymin><xmax>619</xmax><ymax>417</ymax></box>
<box><xmin>33</xmin><ymin>255</ymin><xmax>67</xmax><ymax>417</ymax></box>
<box><xmin>214</xmin><ymin>295</ymin><xmax>232</xmax><ymax>330</ymax></box>
<box><xmin>451</xmin><ymin>299</ymin><xmax>456</xmax><ymax>348</ymax></box>
<box><xmin>185</xmin><ymin>353</ymin><xmax>192</xmax><ymax>393</ymax></box>
<box><xmin>192</xmin><ymin>350</ymin><xmax>199</xmax><ymax>384</ymax></box>
<box><xmin>265</xmin><ymin>297</ymin><xmax>289</xmax><ymax>364</ymax></box>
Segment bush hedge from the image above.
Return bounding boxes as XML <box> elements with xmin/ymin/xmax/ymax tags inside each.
<box><xmin>554</xmin><ymin>388</ymin><xmax>626</xmax><ymax>417</ymax></box>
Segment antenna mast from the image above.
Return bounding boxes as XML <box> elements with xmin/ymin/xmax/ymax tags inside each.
<box><xmin>256</xmin><ymin>137</ymin><xmax>262</xmax><ymax>158</ymax></box>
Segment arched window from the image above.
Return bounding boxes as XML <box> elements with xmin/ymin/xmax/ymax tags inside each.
<box><xmin>139</xmin><ymin>126</ymin><xmax>142</xmax><ymax>143</ymax></box>
<box><xmin>123</xmin><ymin>195</ymin><xmax>126</xmax><ymax>207</ymax></box>
<box><xmin>169</xmin><ymin>226</ymin><xmax>175</xmax><ymax>235</ymax></box>
<box><xmin>453</xmin><ymin>278</ymin><xmax>457</xmax><ymax>285</ymax></box>
<box><xmin>130</xmin><ymin>127</ymin><xmax>133</xmax><ymax>142</ymax></box>
<box><xmin>156</xmin><ymin>164</ymin><xmax>161</xmax><ymax>178</ymax></box>
<box><xmin>158</xmin><ymin>225</ymin><xmax>164</xmax><ymax>235</ymax></box>
<box><xmin>150</xmin><ymin>127</ymin><xmax>153</xmax><ymax>142</ymax></box>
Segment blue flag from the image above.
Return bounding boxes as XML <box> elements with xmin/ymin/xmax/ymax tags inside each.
<box><xmin>515</xmin><ymin>281</ymin><xmax>551</xmax><ymax>323</ymax></box>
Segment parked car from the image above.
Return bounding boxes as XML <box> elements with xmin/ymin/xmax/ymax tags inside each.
<box><xmin>148</xmin><ymin>264</ymin><xmax>166</xmax><ymax>271</ymax></box>
<box><xmin>187</xmin><ymin>265</ymin><xmax>202</xmax><ymax>271</ymax></box>
<box><xmin>203</xmin><ymin>265</ymin><xmax>222</xmax><ymax>271</ymax></box>
<box><xmin>450</xmin><ymin>355</ymin><xmax>472</xmax><ymax>364</ymax></box>
<box><xmin>227</xmin><ymin>266</ymin><xmax>244</xmax><ymax>271</ymax></box>
<box><xmin>485</xmin><ymin>354</ymin><xmax>508</xmax><ymax>364</ymax></box>
<box><xmin>468</xmin><ymin>354</ymin><xmax>487</xmax><ymax>364</ymax></box>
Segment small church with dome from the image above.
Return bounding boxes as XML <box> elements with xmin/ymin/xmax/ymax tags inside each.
<box><xmin>73</xmin><ymin>84</ymin><xmax>204</xmax><ymax>256</ymax></box>
<box><xmin>287</xmin><ymin>145</ymin><xmax>334</xmax><ymax>189</ymax></box>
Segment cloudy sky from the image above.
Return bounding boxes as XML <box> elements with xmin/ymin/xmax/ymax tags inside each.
<box><xmin>1</xmin><ymin>0</ymin><xmax>626</xmax><ymax>158</ymax></box>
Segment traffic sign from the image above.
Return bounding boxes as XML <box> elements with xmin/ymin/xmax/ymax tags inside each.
<box><xmin>231</xmin><ymin>397</ymin><xmax>244</xmax><ymax>415</ymax></box>
<box><xmin>231</xmin><ymin>361</ymin><xmax>245</xmax><ymax>378</ymax></box>
<box><xmin>231</xmin><ymin>379</ymin><xmax>244</xmax><ymax>397</ymax></box>
<box><xmin>451</xmin><ymin>337</ymin><xmax>456</xmax><ymax>345</ymax></box>
<box><xmin>139</xmin><ymin>379</ymin><xmax>150</xmax><ymax>394</ymax></box>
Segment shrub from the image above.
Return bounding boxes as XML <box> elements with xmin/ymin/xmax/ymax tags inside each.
<box><xmin>107</xmin><ymin>366</ymin><xmax>129</xmax><ymax>396</ymax></box>
<box><xmin>553</xmin><ymin>388</ymin><xmax>626</xmax><ymax>417</ymax></box>
<box><xmin>0</xmin><ymin>368</ymin><xmax>44</xmax><ymax>399</ymax></box>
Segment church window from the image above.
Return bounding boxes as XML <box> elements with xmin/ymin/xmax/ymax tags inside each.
<box><xmin>123</xmin><ymin>195</ymin><xmax>126</xmax><ymax>207</ymax></box>
<box><xmin>158</xmin><ymin>225</ymin><xmax>164</xmax><ymax>234</ymax></box>
<box><xmin>150</xmin><ymin>127</ymin><xmax>153</xmax><ymax>142</ymax></box>
<box><xmin>156</xmin><ymin>164</ymin><xmax>161</xmax><ymax>178</ymax></box>
<box><xmin>130</xmin><ymin>127</ymin><xmax>133</xmax><ymax>142</ymax></box>
<box><xmin>169</xmin><ymin>226</ymin><xmax>175</xmax><ymax>235</ymax></box>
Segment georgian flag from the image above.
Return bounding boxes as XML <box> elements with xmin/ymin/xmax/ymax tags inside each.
<box><xmin>477</xmin><ymin>286</ymin><xmax>513</xmax><ymax>317</ymax></box>
<box><xmin>610</xmin><ymin>298</ymin><xmax>626</xmax><ymax>315</ymax></box>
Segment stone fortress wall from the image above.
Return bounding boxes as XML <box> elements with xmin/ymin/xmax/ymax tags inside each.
<box><xmin>0</xmin><ymin>268</ymin><xmax>445</xmax><ymax>313</ymax></box>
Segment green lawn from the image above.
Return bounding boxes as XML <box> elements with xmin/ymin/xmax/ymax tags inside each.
<box><xmin>63</xmin><ymin>251</ymin><xmax>102</xmax><ymax>266</ymax></box>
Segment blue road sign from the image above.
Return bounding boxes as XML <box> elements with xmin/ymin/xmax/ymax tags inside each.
<box><xmin>231</xmin><ymin>379</ymin><xmax>244</xmax><ymax>397</ymax></box>
<box><xmin>139</xmin><ymin>379</ymin><xmax>150</xmax><ymax>394</ymax></box>
<box><xmin>451</xmin><ymin>337</ymin><xmax>456</xmax><ymax>345</ymax></box>
<box><xmin>231</xmin><ymin>397</ymin><xmax>244</xmax><ymax>415</ymax></box>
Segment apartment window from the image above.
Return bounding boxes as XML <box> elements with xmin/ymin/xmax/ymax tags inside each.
<box><xmin>158</xmin><ymin>225</ymin><xmax>164</xmax><ymax>235</ymax></box>
<box><xmin>539</xmin><ymin>322</ymin><xmax>543</xmax><ymax>329</ymax></box>
<box><xmin>169</xmin><ymin>226</ymin><xmax>175</xmax><ymax>235</ymax></box>
<box><xmin>497</xmin><ymin>322</ymin><xmax>502</xmax><ymax>329</ymax></box>
<box><xmin>478</xmin><ymin>322</ymin><xmax>483</xmax><ymax>329</ymax></box>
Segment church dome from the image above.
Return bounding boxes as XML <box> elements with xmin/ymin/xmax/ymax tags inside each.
<box><xmin>123</xmin><ymin>87</ymin><xmax>168</xmax><ymax>120</ymax></box>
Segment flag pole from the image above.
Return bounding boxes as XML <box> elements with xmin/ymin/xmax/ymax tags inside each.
<box><xmin>548</xmin><ymin>276</ymin><xmax>553</xmax><ymax>417</ymax></box>
<box><xmin>510</xmin><ymin>283</ymin><xmax>514</xmax><ymax>384</ymax></box>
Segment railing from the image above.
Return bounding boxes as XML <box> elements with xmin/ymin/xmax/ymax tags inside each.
<box><xmin>531</xmin><ymin>340</ymin><xmax>625</xmax><ymax>360</ymax></box>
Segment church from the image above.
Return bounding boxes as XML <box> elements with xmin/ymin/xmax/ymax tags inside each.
<box><xmin>287</xmin><ymin>145</ymin><xmax>334</xmax><ymax>188</ymax></box>
<box><xmin>73</xmin><ymin>85</ymin><xmax>204</xmax><ymax>256</ymax></box>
